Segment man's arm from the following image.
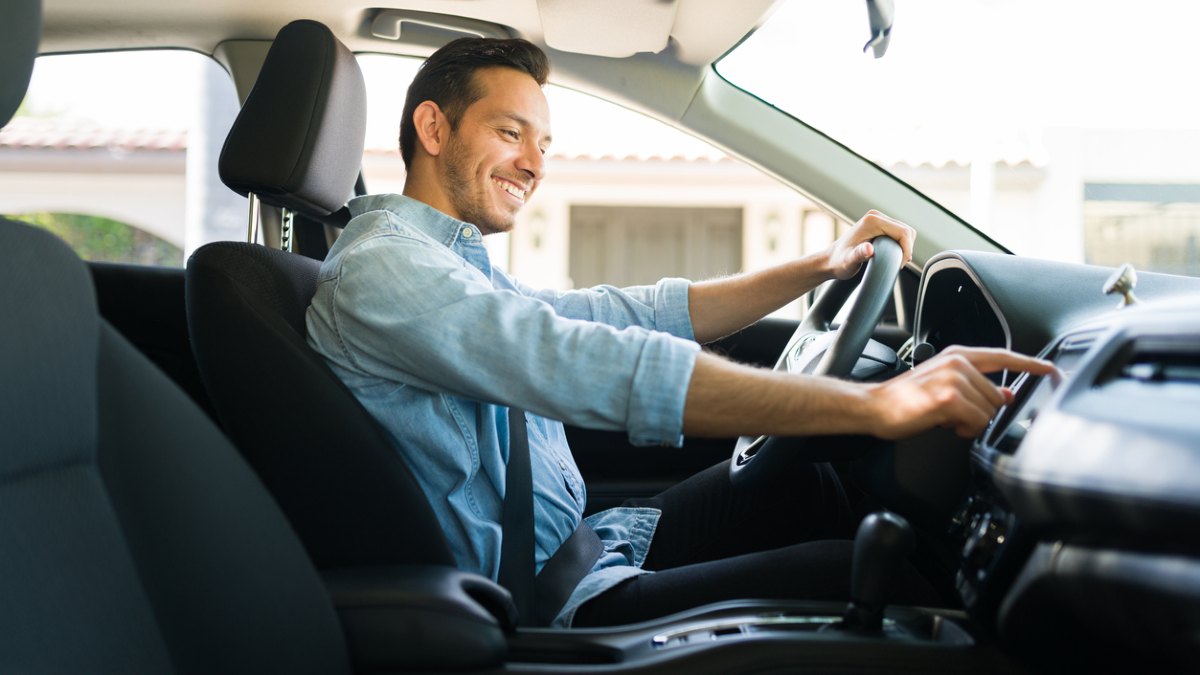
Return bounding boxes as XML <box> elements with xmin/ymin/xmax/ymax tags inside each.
<box><xmin>682</xmin><ymin>346</ymin><xmax>1055</xmax><ymax>440</ymax></box>
<box><xmin>687</xmin><ymin>210</ymin><xmax>916</xmax><ymax>344</ymax></box>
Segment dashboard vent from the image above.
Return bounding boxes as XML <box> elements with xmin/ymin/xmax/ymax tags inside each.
<box><xmin>1096</xmin><ymin>336</ymin><xmax>1200</xmax><ymax>388</ymax></box>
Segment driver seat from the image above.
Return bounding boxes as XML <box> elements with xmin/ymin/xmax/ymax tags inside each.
<box><xmin>186</xmin><ymin>19</ymin><xmax>454</xmax><ymax>571</ymax></box>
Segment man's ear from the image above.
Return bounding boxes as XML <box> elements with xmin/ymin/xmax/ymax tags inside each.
<box><xmin>412</xmin><ymin>101</ymin><xmax>447</xmax><ymax>158</ymax></box>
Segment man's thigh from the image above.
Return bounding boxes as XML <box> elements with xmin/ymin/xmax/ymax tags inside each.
<box><xmin>624</xmin><ymin>459</ymin><xmax>856</xmax><ymax>571</ymax></box>
<box><xmin>572</xmin><ymin>539</ymin><xmax>856</xmax><ymax>627</ymax></box>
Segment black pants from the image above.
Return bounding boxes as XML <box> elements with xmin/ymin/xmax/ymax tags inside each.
<box><xmin>572</xmin><ymin>459</ymin><xmax>936</xmax><ymax>627</ymax></box>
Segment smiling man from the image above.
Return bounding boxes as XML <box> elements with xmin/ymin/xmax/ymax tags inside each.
<box><xmin>305</xmin><ymin>37</ymin><xmax>1053</xmax><ymax>628</ymax></box>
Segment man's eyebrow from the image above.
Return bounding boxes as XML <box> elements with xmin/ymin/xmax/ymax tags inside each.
<box><xmin>495</xmin><ymin>112</ymin><xmax>552</xmax><ymax>146</ymax></box>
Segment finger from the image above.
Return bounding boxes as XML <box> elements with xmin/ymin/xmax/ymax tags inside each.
<box><xmin>944</xmin><ymin>367</ymin><xmax>1003</xmax><ymax>420</ymax></box>
<box><xmin>952</xmin><ymin>357</ymin><xmax>1009</xmax><ymax>410</ymax></box>
<box><xmin>945</xmin><ymin>393</ymin><xmax>993</xmax><ymax>438</ymax></box>
<box><xmin>854</xmin><ymin>241</ymin><xmax>873</xmax><ymax>263</ymax></box>
<box><xmin>899</xmin><ymin>224</ymin><xmax>916</xmax><ymax>265</ymax></box>
<box><xmin>939</xmin><ymin>346</ymin><xmax>1055</xmax><ymax>377</ymax></box>
<box><xmin>862</xmin><ymin>211</ymin><xmax>915</xmax><ymax>264</ymax></box>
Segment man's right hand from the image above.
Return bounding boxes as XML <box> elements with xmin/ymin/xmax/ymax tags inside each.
<box><xmin>865</xmin><ymin>346</ymin><xmax>1056</xmax><ymax>440</ymax></box>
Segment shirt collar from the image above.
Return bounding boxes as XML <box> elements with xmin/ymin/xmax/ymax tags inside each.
<box><xmin>348</xmin><ymin>193</ymin><xmax>483</xmax><ymax>248</ymax></box>
<box><xmin>347</xmin><ymin>193</ymin><xmax>492</xmax><ymax>278</ymax></box>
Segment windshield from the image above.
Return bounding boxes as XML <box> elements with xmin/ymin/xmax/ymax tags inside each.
<box><xmin>718</xmin><ymin>0</ymin><xmax>1200</xmax><ymax>277</ymax></box>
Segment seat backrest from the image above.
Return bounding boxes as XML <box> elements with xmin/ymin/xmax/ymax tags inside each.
<box><xmin>188</xmin><ymin>18</ymin><xmax>454</xmax><ymax>570</ymax></box>
<box><xmin>186</xmin><ymin>241</ymin><xmax>454</xmax><ymax>569</ymax></box>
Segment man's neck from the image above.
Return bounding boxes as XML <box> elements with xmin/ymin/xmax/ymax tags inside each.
<box><xmin>402</xmin><ymin>172</ymin><xmax>459</xmax><ymax>222</ymax></box>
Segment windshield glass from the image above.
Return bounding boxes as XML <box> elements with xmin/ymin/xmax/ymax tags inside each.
<box><xmin>718</xmin><ymin>0</ymin><xmax>1200</xmax><ymax>277</ymax></box>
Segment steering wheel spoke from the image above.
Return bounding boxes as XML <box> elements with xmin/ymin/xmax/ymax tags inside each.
<box><xmin>729</xmin><ymin>235</ymin><xmax>905</xmax><ymax>485</ymax></box>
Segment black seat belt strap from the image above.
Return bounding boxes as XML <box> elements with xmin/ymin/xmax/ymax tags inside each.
<box><xmin>534</xmin><ymin>519</ymin><xmax>603</xmax><ymax>626</ymax></box>
<box><xmin>499</xmin><ymin>407</ymin><xmax>535</xmax><ymax>623</ymax></box>
<box><xmin>500</xmin><ymin>408</ymin><xmax>604</xmax><ymax>626</ymax></box>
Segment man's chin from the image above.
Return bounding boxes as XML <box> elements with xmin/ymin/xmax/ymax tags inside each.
<box><xmin>475</xmin><ymin>218</ymin><xmax>515</xmax><ymax>236</ymax></box>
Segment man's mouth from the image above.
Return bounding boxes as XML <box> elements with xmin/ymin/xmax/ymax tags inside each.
<box><xmin>492</xmin><ymin>176</ymin><xmax>528</xmax><ymax>203</ymax></box>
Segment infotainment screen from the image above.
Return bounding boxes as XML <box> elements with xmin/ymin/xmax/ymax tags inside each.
<box><xmin>986</xmin><ymin>333</ymin><xmax>1095</xmax><ymax>454</ymax></box>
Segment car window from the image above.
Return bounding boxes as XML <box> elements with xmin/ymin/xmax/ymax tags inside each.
<box><xmin>717</xmin><ymin>0</ymin><xmax>1200</xmax><ymax>278</ymax></box>
<box><xmin>358</xmin><ymin>53</ymin><xmax>850</xmax><ymax>319</ymax></box>
<box><xmin>0</xmin><ymin>50</ymin><xmax>244</xmax><ymax>267</ymax></box>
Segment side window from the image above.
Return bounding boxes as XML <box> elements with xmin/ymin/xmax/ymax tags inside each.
<box><xmin>358</xmin><ymin>54</ymin><xmax>847</xmax><ymax>319</ymax></box>
<box><xmin>0</xmin><ymin>51</ymin><xmax>244</xmax><ymax>267</ymax></box>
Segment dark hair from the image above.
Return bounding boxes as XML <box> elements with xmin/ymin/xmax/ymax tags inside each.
<box><xmin>399</xmin><ymin>37</ymin><xmax>550</xmax><ymax>167</ymax></box>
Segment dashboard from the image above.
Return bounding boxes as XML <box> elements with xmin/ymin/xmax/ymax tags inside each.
<box><xmin>910</xmin><ymin>251</ymin><xmax>1200</xmax><ymax>664</ymax></box>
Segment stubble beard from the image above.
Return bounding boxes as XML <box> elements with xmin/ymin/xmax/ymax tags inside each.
<box><xmin>442</xmin><ymin>135</ymin><xmax>513</xmax><ymax>234</ymax></box>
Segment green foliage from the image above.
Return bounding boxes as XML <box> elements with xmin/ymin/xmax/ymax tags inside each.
<box><xmin>10</xmin><ymin>212</ymin><xmax>183</xmax><ymax>267</ymax></box>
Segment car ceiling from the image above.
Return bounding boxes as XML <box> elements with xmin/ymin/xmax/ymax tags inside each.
<box><xmin>40</xmin><ymin>0</ymin><xmax>776</xmax><ymax>68</ymax></box>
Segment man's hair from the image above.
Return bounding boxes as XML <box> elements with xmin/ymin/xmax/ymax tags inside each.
<box><xmin>399</xmin><ymin>37</ymin><xmax>550</xmax><ymax>167</ymax></box>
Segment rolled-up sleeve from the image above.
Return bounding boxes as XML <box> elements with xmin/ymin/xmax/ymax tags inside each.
<box><xmin>320</xmin><ymin>229</ymin><xmax>699</xmax><ymax>447</ymax></box>
<box><xmin>625</xmin><ymin>329</ymin><xmax>696</xmax><ymax>445</ymax></box>
<box><xmin>514</xmin><ymin>277</ymin><xmax>695</xmax><ymax>342</ymax></box>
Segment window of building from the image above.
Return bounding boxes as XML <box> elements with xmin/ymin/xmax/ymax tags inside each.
<box><xmin>1084</xmin><ymin>184</ymin><xmax>1200</xmax><ymax>277</ymax></box>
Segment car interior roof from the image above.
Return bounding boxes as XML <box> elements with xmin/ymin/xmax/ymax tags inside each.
<box><xmin>39</xmin><ymin>0</ymin><xmax>773</xmax><ymax>69</ymax></box>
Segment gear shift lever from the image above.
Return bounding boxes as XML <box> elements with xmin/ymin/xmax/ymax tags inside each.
<box><xmin>842</xmin><ymin>511</ymin><xmax>914</xmax><ymax>632</ymax></box>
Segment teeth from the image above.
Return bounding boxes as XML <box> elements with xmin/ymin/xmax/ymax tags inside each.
<box><xmin>494</xmin><ymin>178</ymin><xmax>526</xmax><ymax>201</ymax></box>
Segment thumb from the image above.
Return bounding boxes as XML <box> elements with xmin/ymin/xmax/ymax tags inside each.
<box><xmin>853</xmin><ymin>241</ymin><xmax>874</xmax><ymax>263</ymax></box>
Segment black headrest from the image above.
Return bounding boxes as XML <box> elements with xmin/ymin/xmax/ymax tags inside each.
<box><xmin>219</xmin><ymin>20</ymin><xmax>366</xmax><ymax>218</ymax></box>
<box><xmin>1</xmin><ymin>0</ymin><xmax>41</xmax><ymax>128</ymax></box>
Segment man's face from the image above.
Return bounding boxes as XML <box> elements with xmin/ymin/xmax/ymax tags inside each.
<box><xmin>439</xmin><ymin>67</ymin><xmax>551</xmax><ymax>235</ymax></box>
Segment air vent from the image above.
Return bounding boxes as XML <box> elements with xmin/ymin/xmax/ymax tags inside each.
<box><xmin>1098</xmin><ymin>336</ymin><xmax>1200</xmax><ymax>387</ymax></box>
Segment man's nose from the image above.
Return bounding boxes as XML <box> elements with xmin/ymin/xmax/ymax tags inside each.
<box><xmin>516</xmin><ymin>138</ymin><xmax>545</xmax><ymax>181</ymax></box>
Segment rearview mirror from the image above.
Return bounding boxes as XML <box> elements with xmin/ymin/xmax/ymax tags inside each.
<box><xmin>863</xmin><ymin>0</ymin><xmax>894</xmax><ymax>58</ymax></box>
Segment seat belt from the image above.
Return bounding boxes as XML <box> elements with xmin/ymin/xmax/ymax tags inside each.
<box><xmin>498</xmin><ymin>408</ymin><xmax>535</xmax><ymax>622</ymax></box>
<box><xmin>499</xmin><ymin>408</ymin><xmax>603</xmax><ymax>627</ymax></box>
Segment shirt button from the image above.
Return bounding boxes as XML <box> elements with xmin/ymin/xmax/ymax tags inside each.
<box><xmin>461</xmin><ymin>227</ymin><xmax>474</xmax><ymax>239</ymax></box>
<box><xmin>559</xmin><ymin>461</ymin><xmax>566</xmax><ymax>470</ymax></box>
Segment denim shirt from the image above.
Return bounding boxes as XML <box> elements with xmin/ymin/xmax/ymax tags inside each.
<box><xmin>305</xmin><ymin>194</ymin><xmax>701</xmax><ymax>626</ymax></box>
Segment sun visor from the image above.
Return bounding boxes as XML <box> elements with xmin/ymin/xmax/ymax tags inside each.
<box><xmin>538</xmin><ymin>0</ymin><xmax>679</xmax><ymax>57</ymax></box>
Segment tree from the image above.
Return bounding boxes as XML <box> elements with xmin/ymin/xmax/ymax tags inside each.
<box><xmin>13</xmin><ymin>212</ymin><xmax>183</xmax><ymax>266</ymax></box>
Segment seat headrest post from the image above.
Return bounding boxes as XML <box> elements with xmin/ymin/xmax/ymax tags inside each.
<box><xmin>247</xmin><ymin>193</ymin><xmax>262</xmax><ymax>244</ymax></box>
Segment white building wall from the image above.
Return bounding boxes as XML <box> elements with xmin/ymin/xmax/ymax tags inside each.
<box><xmin>0</xmin><ymin>169</ymin><xmax>186</xmax><ymax>247</ymax></box>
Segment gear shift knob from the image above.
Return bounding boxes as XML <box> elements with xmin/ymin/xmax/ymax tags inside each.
<box><xmin>845</xmin><ymin>511</ymin><xmax>914</xmax><ymax>632</ymax></box>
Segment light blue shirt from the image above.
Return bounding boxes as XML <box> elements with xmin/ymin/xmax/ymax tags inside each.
<box><xmin>306</xmin><ymin>194</ymin><xmax>701</xmax><ymax>626</ymax></box>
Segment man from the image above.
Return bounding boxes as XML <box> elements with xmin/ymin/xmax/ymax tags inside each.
<box><xmin>306</xmin><ymin>37</ymin><xmax>1052</xmax><ymax>627</ymax></box>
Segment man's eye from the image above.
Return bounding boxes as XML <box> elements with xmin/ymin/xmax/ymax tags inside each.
<box><xmin>502</xmin><ymin>129</ymin><xmax>520</xmax><ymax>140</ymax></box>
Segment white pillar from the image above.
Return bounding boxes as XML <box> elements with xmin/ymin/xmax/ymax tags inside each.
<box><xmin>184</xmin><ymin>59</ymin><xmax>248</xmax><ymax>259</ymax></box>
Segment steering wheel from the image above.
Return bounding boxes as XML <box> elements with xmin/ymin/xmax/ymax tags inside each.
<box><xmin>729</xmin><ymin>235</ymin><xmax>905</xmax><ymax>485</ymax></box>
